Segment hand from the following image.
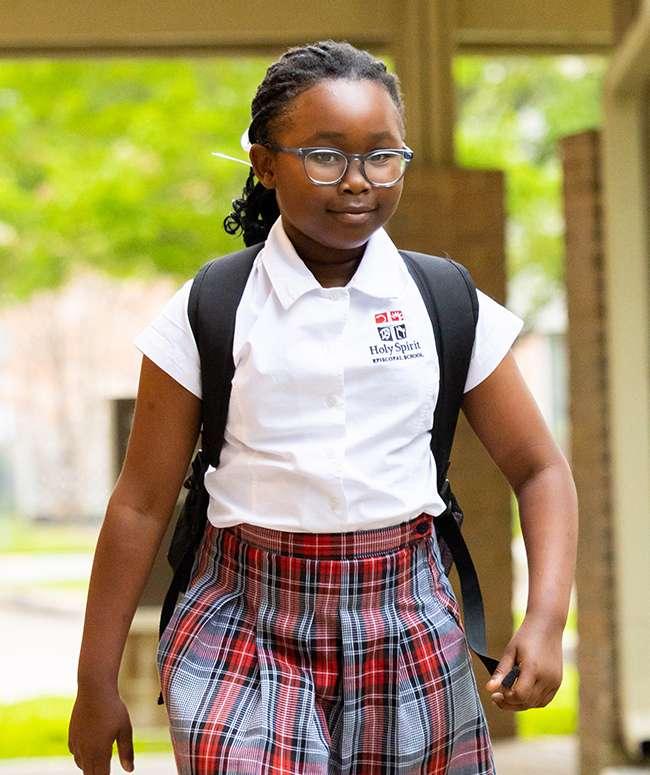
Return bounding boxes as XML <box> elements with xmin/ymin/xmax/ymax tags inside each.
<box><xmin>68</xmin><ymin>685</ymin><xmax>134</xmax><ymax>773</ymax></box>
<box><xmin>484</xmin><ymin>612</ymin><xmax>564</xmax><ymax>711</ymax></box>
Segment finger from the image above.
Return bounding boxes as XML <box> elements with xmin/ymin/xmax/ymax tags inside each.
<box><xmin>539</xmin><ymin>686</ymin><xmax>558</xmax><ymax>707</ymax></box>
<box><xmin>116</xmin><ymin>723</ymin><xmax>135</xmax><ymax>772</ymax></box>
<box><xmin>500</xmin><ymin>662</ymin><xmax>536</xmax><ymax>706</ymax></box>
<box><xmin>491</xmin><ymin>693</ymin><xmax>529</xmax><ymax>712</ymax></box>
<box><xmin>88</xmin><ymin>754</ymin><xmax>112</xmax><ymax>775</ymax></box>
<box><xmin>514</xmin><ymin>677</ymin><xmax>541</xmax><ymax>708</ymax></box>
<box><xmin>485</xmin><ymin>653</ymin><xmax>518</xmax><ymax>693</ymax></box>
<box><xmin>500</xmin><ymin>664</ymin><xmax>521</xmax><ymax>690</ymax></box>
<box><xmin>526</xmin><ymin>680</ymin><xmax>547</xmax><ymax>708</ymax></box>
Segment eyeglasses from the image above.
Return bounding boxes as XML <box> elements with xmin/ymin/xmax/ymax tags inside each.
<box><xmin>263</xmin><ymin>144</ymin><xmax>414</xmax><ymax>187</ymax></box>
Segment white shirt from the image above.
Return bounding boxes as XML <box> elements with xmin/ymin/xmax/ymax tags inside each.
<box><xmin>133</xmin><ymin>215</ymin><xmax>524</xmax><ymax>533</ymax></box>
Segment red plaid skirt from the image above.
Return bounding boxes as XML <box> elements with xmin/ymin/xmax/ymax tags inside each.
<box><xmin>156</xmin><ymin>512</ymin><xmax>495</xmax><ymax>774</ymax></box>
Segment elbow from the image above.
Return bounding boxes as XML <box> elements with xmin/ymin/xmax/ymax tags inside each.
<box><xmin>511</xmin><ymin>445</ymin><xmax>574</xmax><ymax>499</ymax></box>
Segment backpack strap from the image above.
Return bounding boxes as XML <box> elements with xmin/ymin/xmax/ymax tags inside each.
<box><xmin>156</xmin><ymin>241</ymin><xmax>263</xmax><ymax>697</ymax></box>
<box><xmin>399</xmin><ymin>251</ymin><xmax>478</xmax><ymax>492</ymax></box>
<box><xmin>400</xmin><ymin>250</ymin><xmax>503</xmax><ymax>679</ymax></box>
<box><xmin>188</xmin><ymin>242</ymin><xmax>265</xmax><ymax>465</ymax></box>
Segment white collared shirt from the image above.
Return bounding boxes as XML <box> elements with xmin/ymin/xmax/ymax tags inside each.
<box><xmin>133</xmin><ymin>216</ymin><xmax>524</xmax><ymax>533</ymax></box>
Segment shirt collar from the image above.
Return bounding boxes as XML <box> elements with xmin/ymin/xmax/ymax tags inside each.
<box><xmin>260</xmin><ymin>215</ymin><xmax>409</xmax><ymax>310</ymax></box>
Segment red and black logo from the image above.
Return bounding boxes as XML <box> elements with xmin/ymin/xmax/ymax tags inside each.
<box><xmin>374</xmin><ymin>310</ymin><xmax>407</xmax><ymax>341</ymax></box>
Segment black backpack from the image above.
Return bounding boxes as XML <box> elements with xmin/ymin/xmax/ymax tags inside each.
<box><xmin>156</xmin><ymin>242</ymin><xmax>519</xmax><ymax>706</ymax></box>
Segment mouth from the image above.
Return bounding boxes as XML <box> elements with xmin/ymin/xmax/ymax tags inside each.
<box><xmin>327</xmin><ymin>207</ymin><xmax>378</xmax><ymax>224</ymax></box>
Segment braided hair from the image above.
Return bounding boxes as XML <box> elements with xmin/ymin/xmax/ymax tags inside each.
<box><xmin>223</xmin><ymin>40</ymin><xmax>405</xmax><ymax>246</ymax></box>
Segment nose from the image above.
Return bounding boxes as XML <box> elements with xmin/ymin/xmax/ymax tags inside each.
<box><xmin>338</xmin><ymin>156</ymin><xmax>370</xmax><ymax>193</ymax></box>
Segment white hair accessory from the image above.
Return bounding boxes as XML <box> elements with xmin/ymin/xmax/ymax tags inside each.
<box><xmin>240</xmin><ymin>125</ymin><xmax>252</xmax><ymax>152</ymax></box>
<box><xmin>210</xmin><ymin>125</ymin><xmax>253</xmax><ymax>167</ymax></box>
<box><xmin>210</xmin><ymin>151</ymin><xmax>251</xmax><ymax>167</ymax></box>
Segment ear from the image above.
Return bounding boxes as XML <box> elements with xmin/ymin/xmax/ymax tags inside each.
<box><xmin>249</xmin><ymin>143</ymin><xmax>276</xmax><ymax>189</ymax></box>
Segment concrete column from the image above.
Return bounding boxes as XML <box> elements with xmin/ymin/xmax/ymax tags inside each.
<box><xmin>391</xmin><ymin>0</ymin><xmax>457</xmax><ymax>166</ymax></box>
<box><xmin>561</xmin><ymin>129</ymin><xmax>633</xmax><ymax>773</ymax></box>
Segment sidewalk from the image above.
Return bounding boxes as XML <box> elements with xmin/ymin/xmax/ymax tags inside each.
<box><xmin>0</xmin><ymin>737</ymin><xmax>581</xmax><ymax>774</ymax></box>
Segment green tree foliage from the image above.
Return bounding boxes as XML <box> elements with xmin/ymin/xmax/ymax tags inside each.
<box><xmin>0</xmin><ymin>55</ymin><xmax>607</xmax><ymax>316</ymax></box>
<box><xmin>0</xmin><ymin>58</ymin><xmax>272</xmax><ymax>303</ymax></box>
<box><xmin>454</xmin><ymin>55</ymin><xmax>608</xmax><ymax>319</ymax></box>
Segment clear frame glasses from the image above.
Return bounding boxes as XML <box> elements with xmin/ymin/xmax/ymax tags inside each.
<box><xmin>264</xmin><ymin>144</ymin><xmax>414</xmax><ymax>187</ymax></box>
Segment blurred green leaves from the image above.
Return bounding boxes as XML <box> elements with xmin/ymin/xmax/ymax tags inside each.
<box><xmin>454</xmin><ymin>55</ymin><xmax>607</xmax><ymax>320</ymax></box>
<box><xmin>0</xmin><ymin>55</ymin><xmax>607</xmax><ymax>317</ymax></box>
<box><xmin>0</xmin><ymin>58</ymin><xmax>272</xmax><ymax>303</ymax></box>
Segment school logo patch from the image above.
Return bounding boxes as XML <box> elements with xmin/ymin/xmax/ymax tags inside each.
<box><xmin>369</xmin><ymin>309</ymin><xmax>422</xmax><ymax>364</ymax></box>
<box><xmin>374</xmin><ymin>310</ymin><xmax>407</xmax><ymax>340</ymax></box>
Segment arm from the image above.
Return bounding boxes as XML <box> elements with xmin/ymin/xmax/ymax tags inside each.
<box><xmin>68</xmin><ymin>355</ymin><xmax>201</xmax><ymax>774</ymax></box>
<box><xmin>460</xmin><ymin>349</ymin><xmax>579</xmax><ymax>711</ymax></box>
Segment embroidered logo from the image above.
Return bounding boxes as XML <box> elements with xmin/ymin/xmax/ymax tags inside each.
<box><xmin>370</xmin><ymin>309</ymin><xmax>422</xmax><ymax>363</ymax></box>
<box><xmin>375</xmin><ymin>310</ymin><xmax>406</xmax><ymax>340</ymax></box>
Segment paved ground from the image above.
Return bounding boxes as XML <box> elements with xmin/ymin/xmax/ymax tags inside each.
<box><xmin>0</xmin><ymin>553</ymin><xmax>89</xmax><ymax>703</ymax></box>
<box><xmin>1</xmin><ymin>742</ymin><xmax>649</xmax><ymax>774</ymax></box>
<box><xmin>14</xmin><ymin>738</ymin><xmax>650</xmax><ymax>775</ymax></box>
<box><xmin>0</xmin><ymin>738</ymin><xmax>580</xmax><ymax>774</ymax></box>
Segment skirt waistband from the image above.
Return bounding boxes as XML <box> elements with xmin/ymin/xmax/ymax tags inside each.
<box><xmin>221</xmin><ymin>511</ymin><xmax>433</xmax><ymax>560</ymax></box>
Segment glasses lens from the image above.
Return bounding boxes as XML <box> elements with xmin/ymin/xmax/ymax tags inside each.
<box><xmin>365</xmin><ymin>151</ymin><xmax>407</xmax><ymax>185</ymax></box>
<box><xmin>305</xmin><ymin>150</ymin><xmax>347</xmax><ymax>183</ymax></box>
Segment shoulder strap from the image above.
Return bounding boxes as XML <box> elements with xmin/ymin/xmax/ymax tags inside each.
<box><xmin>188</xmin><ymin>242</ymin><xmax>265</xmax><ymax>467</ymax></box>
<box><xmin>399</xmin><ymin>250</ymin><xmax>513</xmax><ymax>681</ymax></box>
<box><xmin>398</xmin><ymin>250</ymin><xmax>478</xmax><ymax>494</ymax></box>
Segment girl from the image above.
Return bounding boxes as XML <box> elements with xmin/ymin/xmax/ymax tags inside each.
<box><xmin>68</xmin><ymin>40</ymin><xmax>578</xmax><ymax>775</ymax></box>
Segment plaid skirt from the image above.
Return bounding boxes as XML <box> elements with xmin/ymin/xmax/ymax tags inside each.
<box><xmin>156</xmin><ymin>511</ymin><xmax>495</xmax><ymax>774</ymax></box>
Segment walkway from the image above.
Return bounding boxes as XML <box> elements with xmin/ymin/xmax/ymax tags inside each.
<box><xmin>0</xmin><ymin>737</ymin><xmax>584</xmax><ymax>774</ymax></box>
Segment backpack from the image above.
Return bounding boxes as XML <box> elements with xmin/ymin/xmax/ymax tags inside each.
<box><xmin>156</xmin><ymin>242</ymin><xmax>517</xmax><ymax>706</ymax></box>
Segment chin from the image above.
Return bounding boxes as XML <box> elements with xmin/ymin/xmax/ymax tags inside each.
<box><xmin>317</xmin><ymin>220</ymin><xmax>385</xmax><ymax>249</ymax></box>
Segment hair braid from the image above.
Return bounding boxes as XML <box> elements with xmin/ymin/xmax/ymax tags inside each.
<box><xmin>223</xmin><ymin>39</ymin><xmax>405</xmax><ymax>246</ymax></box>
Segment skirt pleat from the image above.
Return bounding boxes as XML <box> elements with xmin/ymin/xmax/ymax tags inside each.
<box><xmin>156</xmin><ymin>512</ymin><xmax>495</xmax><ymax>774</ymax></box>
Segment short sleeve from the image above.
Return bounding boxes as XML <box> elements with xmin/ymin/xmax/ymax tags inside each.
<box><xmin>463</xmin><ymin>288</ymin><xmax>524</xmax><ymax>393</ymax></box>
<box><xmin>132</xmin><ymin>278</ymin><xmax>202</xmax><ymax>398</ymax></box>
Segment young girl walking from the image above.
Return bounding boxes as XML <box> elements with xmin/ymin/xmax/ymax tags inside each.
<box><xmin>68</xmin><ymin>40</ymin><xmax>578</xmax><ymax>775</ymax></box>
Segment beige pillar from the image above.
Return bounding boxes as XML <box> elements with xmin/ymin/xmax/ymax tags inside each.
<box><xmin>392</xmin><ymin>0</ymin><xmax>456</xmax><ymax>166</ymax></box>
<box><xmin>600</xmin><ymin>8</ymin><xmax>650</xmax><ymax>764</ymax></box>
<box><xmin>561</xmin><ymin>130</ymin><xmax>622</xmax><ymax>773</ymax></box>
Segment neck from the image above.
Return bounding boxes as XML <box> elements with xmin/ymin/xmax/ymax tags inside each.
<box><xmin>282</xmin><ymin>217</ymin><xmax>366</xmax><ymax>288</ymax></box>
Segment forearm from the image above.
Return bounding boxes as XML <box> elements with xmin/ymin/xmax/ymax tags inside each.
<box><xmin>76</xmin><ymin>501</ymin><xmax>172</xmax><ymax>690</ymax></box>
<box><xmin>514</xmin><ymin>455</ymin><xmax>579</xmax><ymax>631</ymax></box>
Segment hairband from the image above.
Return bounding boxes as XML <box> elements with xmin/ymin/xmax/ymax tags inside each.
<box><xmin>210</xmin><ymin>125</ymin><xmax>253</xmax><ymax>167</ymax></box>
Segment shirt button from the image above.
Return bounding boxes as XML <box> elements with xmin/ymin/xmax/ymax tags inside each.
<box><xmin>329</xmin><ymin>497</ymin><xmax>342</xmax><ymax>512</ymax></box>
<box><xmin>325</xmin><ymin>394</ymin><xmax>339</xmax><ymax>408</ymax></box>
<box><xmin>416</xmin><ymin>521</ymin><xmax>429</xmax><ymax>535</ymax></box>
